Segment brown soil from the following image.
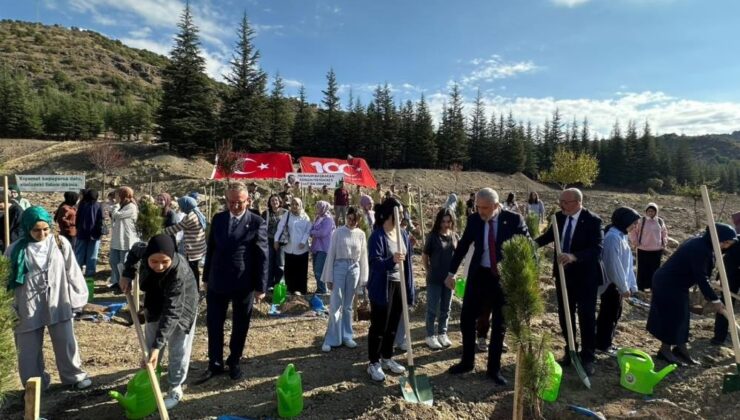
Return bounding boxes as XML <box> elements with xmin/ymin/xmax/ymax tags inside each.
<box><xmin>1</xmin><ymin>140</ymin><xmax>739</xmax><ymax>419</ymax></box>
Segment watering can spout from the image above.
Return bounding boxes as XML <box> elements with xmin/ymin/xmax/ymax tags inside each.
<box><xmin>653</xmin><ymin>363</ymin><xmax>677</xmax><ymax>384</ymax></box>
<box><xmin>109</xmin><ymin>390</ymin><xmax>132</xmax><ymax>409</ymax></box>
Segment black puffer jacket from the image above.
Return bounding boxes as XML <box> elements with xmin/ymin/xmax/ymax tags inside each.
<box><xmin>122</xmin><ymin>242</ymin><xmax>199</xmax><ymax>350</ymax></box>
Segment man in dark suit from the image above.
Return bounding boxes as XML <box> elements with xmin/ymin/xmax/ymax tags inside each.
<box><xmin>445</xmin><ymin>188</ymin><xmax>530</xmax><ymax>385</ymax></box>
<box><xmin>535</xmin><ymin>188</ymin><xmax>603</xmax><ymax>376</ymax></box>
<box><xmin>198</xmin><ymin>182</ymin><xmax>269</xmax><ymax>382</ymax></box>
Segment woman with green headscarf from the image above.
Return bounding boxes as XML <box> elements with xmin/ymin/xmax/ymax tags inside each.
<box><xmin>4</xmin><ymin>206</ymin><xmax>92</xmax><ymax>390</ymax></box>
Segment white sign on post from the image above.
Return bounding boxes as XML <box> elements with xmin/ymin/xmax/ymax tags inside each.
<box><xmin>285</xmin><ymin>172</ymin><xmax>343</xmax><ymax>188</ymax></box>
<box><xmin>16</xmin><ymin>175</ymin><xmax>86</xmax><ymax>192</ymax></box>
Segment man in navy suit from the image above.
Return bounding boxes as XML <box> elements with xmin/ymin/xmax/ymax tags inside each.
<box><xmin>445</xmin><ymin>188</ymin><xmax>530</xmax><ymax>385</ymax></box>
<box><xmin>535</xmin><ymin>188</ymin><xmax>603</xmax><ymax>376</ymax></box>
<box><xmin>197</xmin><ymin>182</ymin><xmax>268</xmax><ymax>383</ymax></box>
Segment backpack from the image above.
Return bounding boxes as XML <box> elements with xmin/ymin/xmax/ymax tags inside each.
<box><xmin>637</xmin><ymin>216</ymin><xmax>665</xmax><ymax>247</ymax></box>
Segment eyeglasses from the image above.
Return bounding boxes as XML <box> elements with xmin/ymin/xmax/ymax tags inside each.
<box><xmin>559</xmin><ymin>199</ymin><xmax>578</xmax><ymax>204</ymax></box>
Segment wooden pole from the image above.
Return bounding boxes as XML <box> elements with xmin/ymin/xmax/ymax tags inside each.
<box><xmin>3</xmin><ymin>176</ymin><xmax>10</xmax><ymax>249</ymax></box>
<box><xmin>24</xmin><ymin>377</ymin><xmax>41</xmax><ymax>420</ymax></box>
<box><xmin>417</xmin><ymin>187</ymin><xmax>425</xmax><ymax>241</ymax></box>
<box><xmin>133</xmin><ymin>273</ymin><xmax>140</xmax><ymax>313</ymax></box>
<box><xmin>701</xmin><ymin>185</ymin><xmax>740</xmax><ymax>369</ymax></box>
<box><xmin>125</xmin><ymin>291</ymin><xmax>169</xmax><ymax>420</ymax></box>
<box><xmin>512</xmin><ymin>348</ymin><xmax>524</xmax><ymax>420</ymax></box>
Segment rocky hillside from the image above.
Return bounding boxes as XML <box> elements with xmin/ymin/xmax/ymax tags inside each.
<box><xmin>0</xmin><ymin>19</ymin><xmax>167</xmax><ymax>102</ymax></box>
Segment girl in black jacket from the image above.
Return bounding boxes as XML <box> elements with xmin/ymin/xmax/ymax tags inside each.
<box><xmin>121</xmin><ymin>234</ymin><xmax>199</xmax><ymax>410</ymax></box>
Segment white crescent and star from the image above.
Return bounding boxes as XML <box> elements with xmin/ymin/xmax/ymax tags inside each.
<box><xmin>234</xmin><ymin>157</ymin><xmax>257</xmax><ymax>175</ymax></box>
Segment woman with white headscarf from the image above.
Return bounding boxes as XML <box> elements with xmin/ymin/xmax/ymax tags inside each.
<box><xmin>5</xmin><ymin>206</ymin><xmax>91</xmax><ymax>391</ymax></box>
<box><xmin>275</xmin><ymin>197</ymin><xmax>312</xmax><ymax>295</ymax></box>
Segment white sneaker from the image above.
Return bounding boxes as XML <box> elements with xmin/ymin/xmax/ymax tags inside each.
<box><xmin>321</xmin><ymin>343</ymin><xmax>331</xmax><ymax>352</ymax></box>
<box><xmin>343</xmin><ymin>339</ymin><xmax>357</xmax><ymax>349</ymax></box>
<box><xmin>381</xmin><ymin>358</ymin><xmax>406</xmax><ymax>374</ymax></box>
<box><xmin>477</xmin><ymin>337</ymin><xmax>488</xmax><ymax>352</ymax></box>
<box><xmin>437</xmin><ymin>334</ymin><xmax>452</xmax><ymax>348</ymax></box>
<box><xmin>73</xmin><ymin>378</ymin><xmax>92</xmax><ymax>390</ymax></box>
<box><xmin>367</xmin><ymin>362</ymin><xmax>386</xmax><ymax>381</ymax></box>
<box><xmin>164</xmin><ymin>386</ymin><xmax>182</xmax><ymax>410</ymax></box>
<box><xmin>425</xmin><ymin>336</ymin><xmax>443</xmax><ymax>350</ymax></box>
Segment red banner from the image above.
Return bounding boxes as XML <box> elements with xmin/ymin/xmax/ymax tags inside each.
<box><xmin>298</xmin><ymin>156</ymin><xmax>377</xmax><ymax>188</ymax></box>
<box><xmin>211</xmin><ymin>152</ymin><xmax>294</xmax><ymax>180</ymax></box>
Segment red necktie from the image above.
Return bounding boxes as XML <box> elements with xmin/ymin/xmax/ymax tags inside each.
<box><xmin>488</xmin><ymin>219</ymin><xmax>497</xmax><ymax>274</ymax></box>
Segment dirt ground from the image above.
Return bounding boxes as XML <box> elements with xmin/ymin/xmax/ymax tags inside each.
<box><xmin>1</xmin><ymin>140</ymin><xmax>740</xmax><ymax>419</ymax></box>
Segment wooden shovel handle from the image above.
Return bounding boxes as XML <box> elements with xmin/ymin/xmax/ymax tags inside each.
<box><xmin>394</xmin><ymin>207</ymin><xmax>415</xmax><ymax>368</ymax></box>
<box><xmin>125</xmin><ymin>290</ymin><xmax>170</xmax><ymax>420</ymax></box>
<box><xmin>551</xmin><ymin>214</ymin><xmax>577</xmax><ymax>351</ymax></box>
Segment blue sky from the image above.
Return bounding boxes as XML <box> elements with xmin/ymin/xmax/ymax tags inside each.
<box><xmin>3</xmin><ymin>0</ymin><xmax>740</xmax><ymax>137</ymax></box>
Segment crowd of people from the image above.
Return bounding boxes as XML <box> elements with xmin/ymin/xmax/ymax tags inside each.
<box><xmin>2</xmin><ymin>179</ymin><xmax>739</xmax><ymax>412</ymax></box>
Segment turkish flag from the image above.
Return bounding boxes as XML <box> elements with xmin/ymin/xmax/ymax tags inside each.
<box><xmin>211</xmin><ymin>152</ymin><xmax>294</xmax><ymax>180</ymax></box>
<box><xmin>298</xmin><ymin>156</ymin><xmax>377</xmax><ymax>188</ymax></box>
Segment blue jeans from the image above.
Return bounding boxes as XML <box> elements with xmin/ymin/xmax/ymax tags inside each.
<box><xmin>323</xmin><ymin>259</ymin><xmax>359</xmax><ymax>346</ymax></box>
<box><xmin>313</xmin><ymin>251</ymin><xmax>328</xmax><ymax>294</ymax></box>
<box><xmin>74</xmin><ymin>239</ymin><xmax>100</xmax><ymax>277</ymax></box>
<box><xmin>109</xmin><ymin>249</ymin><xmax>129</xmax><ymax>285</ymax></box>
<box><xmin>426</xmin><ymin>283</ymin><xmax>452</xmax><ymax>336</ymax></box>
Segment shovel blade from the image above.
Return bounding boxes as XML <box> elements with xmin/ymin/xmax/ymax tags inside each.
<box><xmin>722</xmin><ymin>364</ymin><xmax>740</xmax><ymax>393</ymax></box>
<box><xmin>571</xmin><ymin>350</ymin><xmax>592</xmax><ymax>389</ymax></box>
<box><xmin>400</xmin><ymin>371</ymin><xmax>433</xmax><ymax>406</ymax></box>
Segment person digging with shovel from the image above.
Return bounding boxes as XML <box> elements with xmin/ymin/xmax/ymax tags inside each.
<box><xmin>120</xmin><ymin>234</ymin><xmax>199</xmax><ymax>410</ymax></box>
<box><xmin>647</xmin><ymin>223</ymin><xmax>735</xmax><ymax>366</ymax></box>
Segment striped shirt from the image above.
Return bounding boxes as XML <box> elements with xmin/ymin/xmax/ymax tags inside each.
<box><xmin>164</xmin><ymin>212</ymin><xmax>206</xmax><ymax>261</ymax></box>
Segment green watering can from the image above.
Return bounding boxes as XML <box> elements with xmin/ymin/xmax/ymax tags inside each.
<box><xmin>86</xmin><ymin>277</ymin><xmax>95</xmax><ymax>302</ymax></box>
<box><xmin>454</xmin><ymin>277</ymin><xmax>466</xmax><ymax>299</ymax></box>
<box><xmin>109</xmin><ymin>368</ymin><xmax>162</xmax><ymax>419</ymax></box>
<box><xmin>617</xmin><ymin>348</ymin><xmax>676</xmax><ymax>395</ymax></box>
<box><xmin>276</xmin><ymin>363</ymin><xmax>303</xmax><ymax>418</ymax></box>
<box><xmin>273</xmin><ymin>280</ymin><xmax>287</xmax><ymax>305</ymax></box>
<box><xmin>539</xmin><ymin>351</ymin><xmax>563</xmax><ymax>402</ymax></box>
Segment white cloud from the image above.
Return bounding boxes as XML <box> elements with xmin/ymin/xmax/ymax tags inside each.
<box><xmin>283</xmin><ymin>79</ymin><xmax>303</xmax><ymax>89</ymax></box>
<box><xmin>202</xmin><ymin>49</ymin><xmax>230</xmax><ymax>82</ymax></box>
<box><xmin>120</xmin><ymin>37</ymin><xmax>170</xmax><ymax>56</ymax></box>
<box><xmin>253</xmin><ymin>23</ymin><xmax>285</xmax><ymax>36</ymax></box>
<box><xmin>461</xmin><ymin>55</ymin><xmax>539</xmax><ymax>86</ymax></box>
<box><xmin>128</xmin><ymin>27</ymin><xmax>152</xmax><ymax>39</ymax></box>
<box><xmin>551</xmin><ymin>0</ymin><xmax>591</xmax><ymax>7</ymax></box>
<box><xmin>424</xmin><ymin>90</ymin><xmax>740</xmax><ymax>137</ymax></box>
<box><xmin>66</xmin><ymin>0</ymin><xmax>228</xmax><ymax>49</ymax></box>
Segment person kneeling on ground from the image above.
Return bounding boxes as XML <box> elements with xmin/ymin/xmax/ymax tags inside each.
<box><xmin>321</xmin><ymin>207</ymin><xmax>368</xmax><ymax>352</ymax></box>
<box><xmin>5</xmin><ymin>206</ymin><xmax>92</xmax><ymax>391</ymax></box>
<box><xmin>647</xmin><ymin>223</ymin><xmax>735</xmax><ymax>366</ymax></box>
<box><xmin>120</xmin><ymin>234</ymin><xmax>199</xmax><ymax>410</ymax></box>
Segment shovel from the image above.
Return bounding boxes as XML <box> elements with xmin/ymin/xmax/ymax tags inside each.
<box><xmin>393</xmin><ymin>207</ymin><xmax>433</xmax><ymax>405</ymax></box>
<box><xmin>700</xmin><ymin>185</ymin><xmax>740</xmax><ymax>393</ymax></box>
<box><xmin>125</xmin><ymin>289</ymin><xmax>170</xmax><ymax>419</ymax></box>
<box><xmin>551</xmin><ymin>214</ymin><xmax>592</xmax><ymax>389</ymax></box>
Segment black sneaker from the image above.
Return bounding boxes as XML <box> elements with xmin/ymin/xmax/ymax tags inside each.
<box><xmin>109</xmin><ymin>284</ymin><xmax>122</xmax><ymax>295</ymax></box>
<box><xmin>710</xmin><ymin>337</ymin><xmax>726</xmax><ymax>346</ymax></box>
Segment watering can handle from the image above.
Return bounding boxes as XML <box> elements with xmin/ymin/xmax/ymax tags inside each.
<box><xmin>619</xmin><ymin>349</ymin><xmax>650</xmax><ymax>360</ymax></box>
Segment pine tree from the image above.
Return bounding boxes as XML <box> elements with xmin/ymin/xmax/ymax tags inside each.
<box><xmin>372</xmin><ymin>83</ymin><xmax>400</xmax><ymax>167</ymax></box>
<box><xmin>488</xmin><ymin>112</ymin><xmax>503</xmax><ymax>172</ymax></box>
<box><xmin>468</xmin><ymin>89</ymin><xmax>489</xmax><ymax>171</ymax></box>
<box><xmin>267</xmin><ymin>72</ymin><xmax>292</xmax><ymax>151</ymax></box>
<box><xmin>398</xmin><ymin>100</ymin><xmax>415</xmax><ymax>166</ymax></box>
<box><xmin>579</xmin><ymin>117</ymin><xmax>590</xmax><ymax>153</ymax></box>
<box><xmin>158</xmin><ymin>2</ymin><xmax>216</xmax><ymax>153</ymax></box>
<box><xmin>624</xmin><ymin>120</ymin><xmax>640</xmax><ymax>185</ymax></box>
<box><xmin>523</xmin><ymin>121</ymin><xmax>538</xmax><ymax>177</ymax></box>
<box><xmin>291</xmin><ymin>85</ymin><xmax>314</xmax><ymax>157</ymax></box>
<box><xmin>500</xmin><ymin>112</ymin><xmax>525</xmax><ymax>173</ymax></box>
<box><xmin>674</xmin><ymin>139</ymin><xmax>698</xmax><ymax>184</ymax></box>
<box><xmin>343</xmin><ymin>91</ymin><xmax>367</xmax><ymax>157</ymax></box>
<box><xmin>436</xmin><ymin>83</ymin><xmax>468</xmax><ymax>168</ymax></box>
<box><xmin>639</xmin><ymin>121</ymin><xmax>660</xmax><ymax>179</ymax></box>
<box><xmin>220</xmin><ymin>12</ymin><xmax>269</xmax><ymax>151</ymax></box>
<box><xmin>407</xmin><ymin>93</ymin><xmax>437</xmax><ymax>168</ymax></box>
<box><xmin>567</xmin><ymin>117</ymin><xmax>579</xmax><ymax>152</ymax></box>
<box><xmin>315</xmin><ymin>68</ymin><xmax>344</xmax><ymax>157</ymax></box>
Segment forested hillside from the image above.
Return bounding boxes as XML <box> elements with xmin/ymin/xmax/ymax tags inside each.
<box><xmin>1</xmin><ymin>17</ymin><xmax>739</xmax><ymax>192</ymax></box>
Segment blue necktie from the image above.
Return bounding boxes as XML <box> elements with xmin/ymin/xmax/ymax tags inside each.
<box><xmin>230</xmin><ymin>217</ymin><xmax>239</xmax><ymax>234</ymax></box>
<box><xmin>562</xmin><ymin>216</ymin><xmax>573</xmax><ymax>253</ymax></box>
